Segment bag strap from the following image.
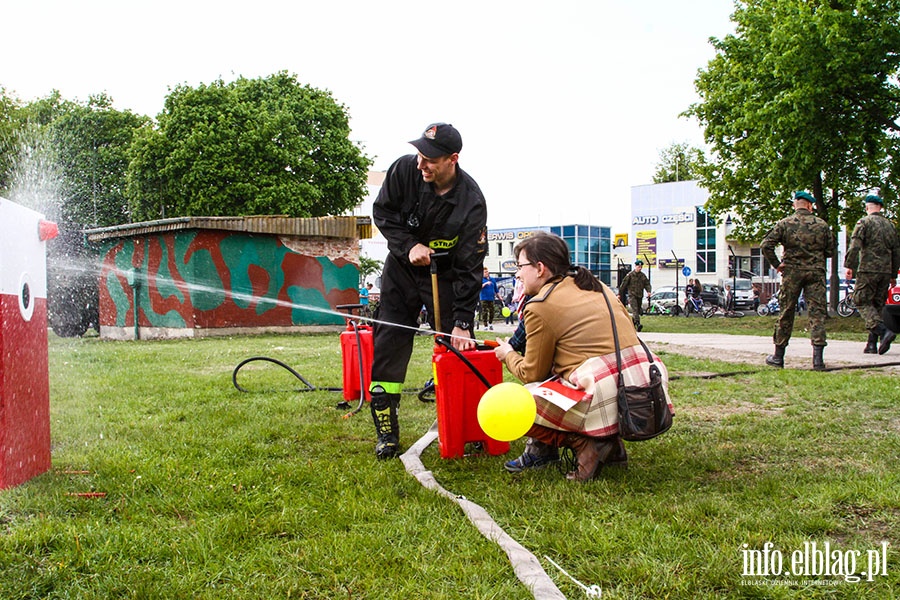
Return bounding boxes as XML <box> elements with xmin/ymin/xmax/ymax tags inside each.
<box><xmin>600</xmin><ymin>287</ymin><xmax>625</xmax><ymax>388</ymax></box>
<box><xmin>600</xmin><ymin>287</ymin><xmax>657</xmax><ymax>388</ymax></box>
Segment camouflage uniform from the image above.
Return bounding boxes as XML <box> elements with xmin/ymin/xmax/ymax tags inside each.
<box><xmin>760</xmin><ymin>207</ymin><xmax>834</xmax><ymax>348</ymax></box>
<box><xmin>619</xmin><ymin>268</ymin><xmax>651</xmax><ymax>330</ymax></box>
<box><xmin>844</xmin><ymin>212</ymin><xmax>900</xmax><ymax>332</ymax></box>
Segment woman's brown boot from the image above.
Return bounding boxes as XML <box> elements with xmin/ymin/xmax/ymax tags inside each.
<box><xmin>606</xmin><ymin>437</ymin><xmax>628</xmax><ymax>468</ymax></box>
<box><xmin>564</xmin><ymin>434</ymin><xmax>616</xmax><ymax>481</ymax></box>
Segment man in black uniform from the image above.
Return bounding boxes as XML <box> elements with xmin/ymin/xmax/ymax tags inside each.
<box><xmin>369</xmin><ymin>123</ymin><xmax>487</xmax><ymax>458</ymax></box>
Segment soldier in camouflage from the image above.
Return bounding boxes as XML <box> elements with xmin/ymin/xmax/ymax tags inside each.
<box><xmin>760</xmin><ymin>191</ymin><xmax>834</xmax><ymax>371</ymax></box>
<box><xmin>619</xmin><ymin>259</ymin><xmax>651</xmax><ymax>331</ymax></box>
<box><xmin>843</xmin><ymin>194</ymin><xmax>900</xmax><ymax>355</ymax></box>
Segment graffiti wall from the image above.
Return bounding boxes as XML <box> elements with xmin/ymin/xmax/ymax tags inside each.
<box><xmin>97</xmin><ymin>229</ymin><xmax>359</xmax><ymax>339</ymax></box>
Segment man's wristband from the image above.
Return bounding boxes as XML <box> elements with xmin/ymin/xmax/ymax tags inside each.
<box><xmin>453</xmin><ymin>320</ymin><xmax>471</xmax><ymax>330</ymax></box>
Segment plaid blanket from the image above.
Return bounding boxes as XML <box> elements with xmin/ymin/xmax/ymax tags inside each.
<box><xmin>526</xmin><ymin>344</ymin><xmax>673</xmax><ymax>437</ymax></box>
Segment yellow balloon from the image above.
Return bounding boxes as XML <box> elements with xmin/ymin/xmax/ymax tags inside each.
<box><xmin>477</xmin><ymin>382</ymin><xmax>536</xmax><ymax>442</ymax></box>
<box><xmin>501</xmin><ymin>306</ymin><xmax>512</xmax><ymax>318</ymax></box>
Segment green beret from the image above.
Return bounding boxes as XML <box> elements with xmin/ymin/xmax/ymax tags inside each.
<box><xmin>865</xmin><ymin>194</ymin><xmax>884</xmax><ymax>205</ymax></box>
<box><xmin>794</xmin><ymin>191</ymin><xmax>815</xmax><ymax>203</ymax></box>
<box><xmin>634</xmin><ymin>259</ymin><xmax>643</xmax><ymax>266</ymax></box>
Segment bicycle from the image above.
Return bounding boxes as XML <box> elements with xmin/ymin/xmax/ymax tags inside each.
<box><xmin>702</xmin><ymin>304</ymin><xmax>745</xmax><ymax>318</ymax></box>
<box><xmin>684</xmin><ymin>296</ymin><xmax>704</xmax><ymax>317</ymax></box>
<box><xmin>757</xmin><ymin>296</ymin><xmax>780</xmax><ymax>316</ymax></box>
<box><xmin>837</xmin><ymin>283</ymin><xmax>857</xmax><ymax>317</ymax></box>
<box><xmin>647</xmin><ymin>300</ymin><xmax>682</xmax><ymax>316</ymax></box>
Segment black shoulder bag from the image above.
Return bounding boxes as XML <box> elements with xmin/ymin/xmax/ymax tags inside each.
<box><xmin>601</xmin><ymin>287</ymin><xmax>673</xmax><ymax>441</ymax></box>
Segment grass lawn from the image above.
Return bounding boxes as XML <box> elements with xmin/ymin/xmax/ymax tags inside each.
<box><xmin>1</xmin><ymin>325</ymin><xmax>897</xmax><ymax>599</ymax></box>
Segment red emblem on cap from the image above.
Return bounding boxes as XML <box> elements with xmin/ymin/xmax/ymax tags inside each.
<box><xmin>424</xmin><ymin>126</ymin><xmax>438</xmax><ymax>140</ymax></box>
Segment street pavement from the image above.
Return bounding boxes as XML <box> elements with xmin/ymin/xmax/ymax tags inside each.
<box><xmin>639</xmin><ymin>332</ymin><xmax>900</xmax><ymax>372</ymax></box>
<box><xmin>479</xmin><ymin>321</ymin><xmax>900</xmax><ymax>372</ymax></box>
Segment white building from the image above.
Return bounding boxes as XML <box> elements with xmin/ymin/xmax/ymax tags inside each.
<box><xmin>354</xmin><ymin>171</ymin><xmax>388</xmax><ymax>291</ymax></box>
<box><xmin>629</xmin><ymin>180</ymin><xmax>846</xmax><ymax>292</ymax></box>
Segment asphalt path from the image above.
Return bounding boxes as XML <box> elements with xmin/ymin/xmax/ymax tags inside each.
<box><xmin>640</xmin><ymin>332</ymin><xmax>900</xmax><ymax>372</ymax></box>
<box><xmin>481</xmin><ymin>322</ymin><xmax>900</xmax><ymax>372</ymax></box>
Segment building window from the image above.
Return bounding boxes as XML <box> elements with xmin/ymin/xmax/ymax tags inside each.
<box><xmin>548</xmin><ymin>224</ymin><xmax>612</xmax><ymax>283</ymax></box>
<box><xmin>696</xmin><ymin>206</ymin><xmax>716</xmax><ymax>273</ymax></box>
<box><xmin>750</xmin><ymin>247</ymin><xmax>765</xmax><ymax>275</ymax></box>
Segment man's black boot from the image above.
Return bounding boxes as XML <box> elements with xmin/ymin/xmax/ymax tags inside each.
<box><xmin>864</xmin><ymin>331</ymin><xmax>879</xmax><ymax>354</ymax></box>
<box><xmin>812</xmin><ymin>345</ymin><xmax>826</xmax><ymax>371</ymax></box>
<box><xmin>878</xmin><ymin>325</ymin><xmax>896</xmax><ymax>355</ymax></box>
<box><xmin>765</xmin><ymin>345</ymin><xmax>786</xmax><ymax>368</ymax></box>
<box><xmin>370</xmin><ymin>388</ymin><xmax>401</xmax><ymax>459</ymax></box>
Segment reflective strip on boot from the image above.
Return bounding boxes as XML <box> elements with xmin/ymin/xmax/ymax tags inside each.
<box><xmin>370</xmin><ymin>390</ymin><xmax>400</xmax><ymax>459</ymax></box>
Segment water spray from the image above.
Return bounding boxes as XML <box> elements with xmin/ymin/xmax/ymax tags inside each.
<box><xmin>54</xmin><ymin>260</ymin><xmax>506</xmax><ymax>420</ymax></box>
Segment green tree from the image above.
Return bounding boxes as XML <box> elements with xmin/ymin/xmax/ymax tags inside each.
<box><xmin>0</xmin><ymin>87</ymin><xmax>21</xmax><ymax>196</ymax></box>
<box><xmin>0</xmin><ymin>89</ymin><xmax>64</xmax><ymax>200</ymax></box>
<box><xmin>652</xmin><ymin>142</ymin><xmax>707</xmax><ymax>183</ymax></box>
<box><xmin>359</xmin><ymin>255</ymin><xmax>383</xmax><ymax>286</ymax></box>
<box><xmin>1</xmin><ymin>90</ymin><xmax>148</xmax><ymax>228</ymax></box>
<box><xmin>50</xmin><ymin>93</ymin><xmax>150</xmax><ymax>227</ymax></box>
<box><xmin>127</xmin><ymin>72</ymin><xmax>372</xmax><ymax>220</ymax></box>
<box><xmin>0</xmin><ymin>90</ymin><xmax>70</xmax><ymax>214</ymax></box>
<box><xmin>686</xmin><ymin>0</ymin><xmax>900</xmax><ymax>303</ymax></box>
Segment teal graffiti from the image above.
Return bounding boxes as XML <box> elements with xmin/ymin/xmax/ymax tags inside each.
<box><xmin>153</xmin><ymin>239</ymin><xmax>184</xmax><ymax>303</ymax></box>
<box><xmin>103</xmin><ymin>242</ymin><xmax>135</xmax><ymax>327</ymax></box>
<box><xmin>176</xmin><ymin>232</ymin><xmax>224</xmax><ymax>311</ymax></box>
<box><xmin>220</xmin><ymin>236</ymin><xmax>288</xmax><ymax>315</ymax></box>
<box><xmin>131</xmin><ymin>237</ymin><xmax>185</xmax><ymax>328</ymax></box>
<box><xmin>288</xmin><ymin>286</ymin><xmax>344</xmax><ymax>325</ymax></box>
<box><xmin>318</xmin><ymin>257</ymin><xmax>358</xmax><ymax>294</ymax></box>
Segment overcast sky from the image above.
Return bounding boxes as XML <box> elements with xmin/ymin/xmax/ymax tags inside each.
<box><xmin>2</xmin><ymin>0</ymin><xmax>735</xmax><ymax>233</ymax></box>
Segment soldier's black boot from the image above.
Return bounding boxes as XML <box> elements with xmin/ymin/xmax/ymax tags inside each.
<box><xmin>812</xmin><ymin>345</ymin><xmax>826</xmax><ymax>371</ymax></box>
<box><xmin>864</xmin><ymin>331</ymin><xmax>879</xmax><ymax>354</ymax></box>
<box><xmin>370</xmin><ymin>387</ymin><xmax>401</xmax><ymax>459</ymax></box>
<box><xmin>765</xmin><ymin>345</ymin><xmax>786</xmax><ymax>368</ymax></box>
<box><xmin>878</xmin><ymin>324</ymin><xmax>896</xmax><ymax>355</ymax></box>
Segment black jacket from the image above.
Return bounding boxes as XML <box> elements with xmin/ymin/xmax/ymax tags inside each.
<box><xmin>373</xmin><ymin>155</ymin><xmax>488</xmax><ymax>322</ymax></box>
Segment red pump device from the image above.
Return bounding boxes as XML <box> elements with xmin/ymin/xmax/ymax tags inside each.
<box><xmin>432</xmin><ymin>342</ymin><xmax>510</xmax><ymax>459</ymax></box>
<box><xmin>426</xmin><ymin>253</ymin><xmax>509</xmax><ymax>458</ymax></box>
<box><xmin>337</xmin><ymin>304</ymin><xmax>373</xmax><ymax>403</ymax></box>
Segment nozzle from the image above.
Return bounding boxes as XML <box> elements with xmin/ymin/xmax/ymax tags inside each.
<box><xmin>38</xmin><ymin>219</ymin><xmax>59</xmax><ymax>241</ymax></box>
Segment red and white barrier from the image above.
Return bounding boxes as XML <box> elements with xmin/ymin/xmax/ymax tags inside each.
<box><xmin>0</xmin><ymin>197</ymin><xmax>57</xmax><ymax>489</ymax></box>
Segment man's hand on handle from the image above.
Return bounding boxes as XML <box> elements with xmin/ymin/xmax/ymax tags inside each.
<box><xmin>408</xmin><ymin>243</ymin><xmax>433</xmax><ymax>267</ymax></box>
<box><xmin>450</xmin><ymin>327</ymin><xmax>475</xmax><ymax>351</ymax></box>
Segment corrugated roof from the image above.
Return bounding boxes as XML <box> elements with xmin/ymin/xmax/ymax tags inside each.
<box><xmin>85</xmin><ymin>215</ymin><xmax>360</xmax><ymax>242</ymax></box>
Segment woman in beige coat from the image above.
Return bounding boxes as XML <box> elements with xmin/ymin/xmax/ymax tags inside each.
<box><xmin>493</xmin><ymin>232</ymin><xmax>647</xmax><ymax>481</ymax></box>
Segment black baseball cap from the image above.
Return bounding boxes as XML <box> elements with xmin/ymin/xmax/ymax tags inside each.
<box><xmin>409</xmin><ymin>123</ymin><xmax>462</xmax><ymax>158</ymax></box>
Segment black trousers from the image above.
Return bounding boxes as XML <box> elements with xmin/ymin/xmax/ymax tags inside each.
<box><xmin>371</xmin><ymin>253</ymin><xmax>463</xmax><ymax>387</ymax></box>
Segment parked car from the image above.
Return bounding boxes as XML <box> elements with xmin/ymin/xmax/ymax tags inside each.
<box><xmin>644</xmin><ymin>288</ymin><xmax>686</xmax><ymax>315</ymax></box>
<box><xmin>729</xmin><ymin>278</ymin><xmax>756</xmax><ymax>310</ymax></box>
<box><xmin>642</xmin><ymin>286</ymin><xmax>681</xmax><ymax>311</ymax></box>
<box><xmin>883</xmin><ymin>273</ymin><xmax>900</xmax><ymax>333</ymax></box>
<box><xmin>700</xmin><ymin>283</ymin><xmax>726</xmax><ymax>307</ymax></box>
